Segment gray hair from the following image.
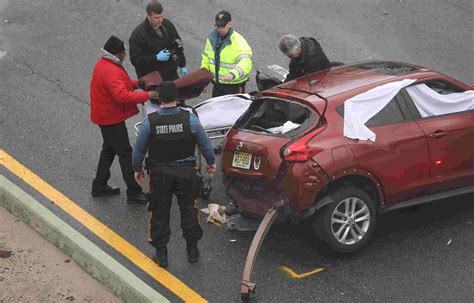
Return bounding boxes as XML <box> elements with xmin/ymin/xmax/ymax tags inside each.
<box><xmin>279</xmin><ymin>35</ymin><xmax>301</xmax><ymax>56</ymax></box>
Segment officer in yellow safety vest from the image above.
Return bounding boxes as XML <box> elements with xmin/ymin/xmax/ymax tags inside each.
<box><xmin>201</xmin><ymin>10</ymin><xmax>253</xmax><ymax>97</ymax></box>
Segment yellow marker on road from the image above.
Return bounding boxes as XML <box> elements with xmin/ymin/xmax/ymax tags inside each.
<box><xmin>0</xmin><ymin>149</ymin><xmax>207</xmax><ymax>303</ymax></box>
<box><xmin>280</xmin><ymin>266</ymin><xmax>324</xmax><ymax>279</ymax></box>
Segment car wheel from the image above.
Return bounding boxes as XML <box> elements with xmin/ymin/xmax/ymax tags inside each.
<box><xmin>313</xmin><ymin>186</ymin><xmax>376</xmax><ymax>254</ymax></box>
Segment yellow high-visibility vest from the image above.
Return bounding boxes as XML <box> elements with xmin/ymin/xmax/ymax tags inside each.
<box><xmin>201</xmin><ymin>29</ymin><xmax>253</xmax><ymax>85</ymax></box>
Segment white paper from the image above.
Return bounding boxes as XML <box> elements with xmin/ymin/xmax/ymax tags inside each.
<box><xmin>266</xmin><ymin>121</ymin><xmax>300</xmax><ymax>134</ymax></box>
<box><xmin>281</xmin><ymin>121</ymin><xmax>301</xmax><ymax>134</ymax></box>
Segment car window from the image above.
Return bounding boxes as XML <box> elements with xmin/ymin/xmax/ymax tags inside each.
<box><xmin>365</xmin><ymin>98</ymin><xmax>406</xmax><ymax>127</ymax></box>
<box><xmin>336</xmin><ymin>95</ymin><xmax>407</xmax><ymax>127</ymax></box>
<box><xmin>234</xmin><ymin>97</ymin><xmax>315</xmax><ymax>137</ymax></box>
<box><xmin>424</xmin><ymin>79</ymin><xmax>465</xmax><ymax>95</ymax></box>
<box><xmin>400</xmin><ymin>80</ymin><xmax>472</xmax><ymax>119</ymax></box>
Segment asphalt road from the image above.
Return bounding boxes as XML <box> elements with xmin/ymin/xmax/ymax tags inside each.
<box><xmin>1</xmin><ymin>0</ymin><xmax>473</xmax><ymax>302</ymax></box>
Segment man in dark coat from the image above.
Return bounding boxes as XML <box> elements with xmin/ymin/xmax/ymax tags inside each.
<box><xmin>279</xmin><ymin>34</ymin><xmax>331</xmax><ymax>82</ymax></box>
<box><xmin>129</xmin><ymin>1</ymin><xmax>188</xmax><ymax>80</ymax></box>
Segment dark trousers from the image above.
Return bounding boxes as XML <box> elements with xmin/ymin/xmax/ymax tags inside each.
<box><xmin>93</xmin><ymin>122</ymin><xmax>141</xmax><ymax>195</ymax></box>
<box><xmin>148</xmin><ymin>163</ymin><xmax>203</xmax><ymax>248</ymax></box>
<box><xmin>212</xmin><ymin>82</ymin><xmax>246</xmax><ymax>98</ymax></box>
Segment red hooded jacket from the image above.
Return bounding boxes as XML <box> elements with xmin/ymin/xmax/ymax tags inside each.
<box><xmin>90</xmin><ymin>58</ymin><xmax>149</xmax><ymax>125</ymax></box>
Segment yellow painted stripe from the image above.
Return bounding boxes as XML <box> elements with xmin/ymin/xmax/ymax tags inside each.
<box><xmin>0</xmin><ymin>149</ymin><xmax>207</xmax><ymax>303</ymax></box>
<box><xmin>279</xmin><ymin>266</ymin><xmax>324</xmax><ymax>279</ymax></box>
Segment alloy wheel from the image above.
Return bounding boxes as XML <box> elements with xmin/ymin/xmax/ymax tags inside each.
<box><xmin>330</xmin><ymin>197</ymin><xmax>371</xmax><ymax>245</ymax></box>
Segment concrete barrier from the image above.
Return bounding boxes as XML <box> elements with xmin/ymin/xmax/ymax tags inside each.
<box><xmin>0</xmin><ymin>175</ymin><xmax>169</xmax><ymax>303</ymax></box>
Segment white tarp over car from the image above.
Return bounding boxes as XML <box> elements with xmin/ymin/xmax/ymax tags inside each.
<box><xmin>343</xmin><ymin>79</ymin><xmax>416</xmax><ymax>142</ymax></box>
<box><xmin>405</xmin><ymin>84</ymin><xmax>474</xmax><ymax>117</ymax></box>
<box><xmin>344</xmin><ymin>80</ymin><xmax>474</xmax><ymax>142</ymax></box>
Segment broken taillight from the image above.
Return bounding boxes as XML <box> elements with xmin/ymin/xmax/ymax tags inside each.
<box><xmin>282</xmin><ymin>128</ymin><xmax>324</xmax><ymax>162</ymax></box>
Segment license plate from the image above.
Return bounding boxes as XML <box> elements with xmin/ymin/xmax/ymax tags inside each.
<box><xmin>232</xmin><ymin>151</ymin><xmax>252</xmax><ymax>169</ymax></box>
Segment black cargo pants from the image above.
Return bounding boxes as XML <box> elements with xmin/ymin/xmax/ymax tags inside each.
<box><xmin>147</xmin><ymin>162</ymin><xmax>203</xmax><ymax>248</ymax></box>
<box><xmin>93</xmin><ymin>122</ymin><xmax>142</xmax><ymax>195</ymax></box>
<box><xmin>212</xmin><ymin>82</ymin><xmax>246</xmax><ymax>97</ymax></box>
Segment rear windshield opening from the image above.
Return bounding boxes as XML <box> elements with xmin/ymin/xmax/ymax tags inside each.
<box><xmin>351</xmin><ymin>61</ymin><xmax>419</xmax><ymax>75</ymax></box>
<box><xmin>234</xmin><ymin>97</ymin><xmax>316</xmax><ymax>137</ymax></box>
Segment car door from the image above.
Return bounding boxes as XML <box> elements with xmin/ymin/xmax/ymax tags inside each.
<box><xmin>399</xmin><ymin>79</ymin><xmax>474</xmax><ymax>193</ymax></box>
<box><xmin>342</xmin><ymin>93</ymin><xmax>431</xmax><ymax>204</ymax></box>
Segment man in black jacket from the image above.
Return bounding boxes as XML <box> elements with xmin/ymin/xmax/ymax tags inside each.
<box><xmin>129</xmin><ymin>1</ymin><xmax>188</xmax><ymax>80</ymax></box>
<box><xmin>279</xmin><ymin>35</ymin><xmax>331</xmax><ymax>82</ymax></box>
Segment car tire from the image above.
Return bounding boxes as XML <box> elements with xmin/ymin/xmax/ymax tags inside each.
<box><xmin>312</xmin><ymin>186</ymin><xmax>377</xmax><ymax>254</ymax></box>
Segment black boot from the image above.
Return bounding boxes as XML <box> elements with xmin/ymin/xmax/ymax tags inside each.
<box><xmin>91</xmin><ymin>185</ymin><xmax>120</xmax><ymax>197</ymax></box>
<box><xmin>153</xmin><ymin>246</ymin><xmax>168</xmax><ymax>268</ymax></box>
<box><xmin>187</xmin><ymin>244</ymin><xmax>200</xmax><ymax>264</ymax></box>
<box><xmin>127</xmin><ymin>192</ymin><xmax>148</xmax><ymax>204</ymax></box>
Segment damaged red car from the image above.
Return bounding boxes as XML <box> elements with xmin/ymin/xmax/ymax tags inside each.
<box><xmin>221</xmin><ymin>61</ymin><xmax>474</xmax><ymax>253</ymax></box>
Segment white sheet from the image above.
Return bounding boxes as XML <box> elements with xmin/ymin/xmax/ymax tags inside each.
<box><xmin>194</xmin><ymin>94</ymin><xmax>252</xmax><ymax>130</ymax></box>
<box><xmin>142</xmin><ymin>94</ymin><xmax>252</xmax><ymax>131</ymax></box>
<box><xmin>343</xmin><ymin>79</ymin><xmax>416</xmax><ymax>142</ymax></box>
<box><xmin>406</xmin><ymin>84</ymin><xmax>474</xmax><ymax>117</ymax></box>
<box><xmin>144</xmin><ymin>100</ymin><xmax>160</xmax><ymax>115</ymax></box>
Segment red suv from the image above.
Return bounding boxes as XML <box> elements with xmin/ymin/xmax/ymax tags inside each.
<box><xmin>221</xmin><ymin>61</ymin><xmax>474</xmax><ymax>253</ymax></box>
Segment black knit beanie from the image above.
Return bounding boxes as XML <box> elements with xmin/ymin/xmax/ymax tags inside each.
<box><xmin>158</xmin><ymin>81</ymin><xmax>179</xmax><ymax>103</ymax></box>
<box><xmin>103</xmin><ymin>35</ymin><xmax>125</xmax><ymax>55</ymax></box>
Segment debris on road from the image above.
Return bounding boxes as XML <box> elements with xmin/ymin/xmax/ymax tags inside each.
<box><xmin>241</xmin><ymin>201</ymin><xmax>284</xmax><ymax>301</ymax></box>
<box><xmin>225</xmin><ymin>214</ymin><xmax>259</xmax><ymax>232</ymax></box>
<box><xmin>0</xmin><ymin>249</ymin><xmax>12</xmax><ymax>258</ymax></box>
<box><xmin>201</xmin><ymin>203</ymin><xmax>227</xmax><ymax>225</ymax></box>
<box><xmin>279</xmin><ymin>266</ymin><xmax>324</xmax><ymax>279</ymax></box>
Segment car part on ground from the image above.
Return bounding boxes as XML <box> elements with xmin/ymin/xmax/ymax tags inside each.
<box><xmin>240</xmin><ymin>200</ymin><xmax>284</xmax><ymax>302</ymax></box>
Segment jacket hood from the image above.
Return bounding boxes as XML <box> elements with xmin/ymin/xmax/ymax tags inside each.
<box><xmin>100</xmin><ymin>48</ymin><xmax>122</xmax><ymax>66</ymax></box>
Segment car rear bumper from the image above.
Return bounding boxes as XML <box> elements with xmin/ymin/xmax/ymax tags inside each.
<box><xmin>223</xmin><ymin>161</ymin><xmax>330</xmax><ymax>220</ymax></box>
<box><xmin>224</xmin><ymin>175</ymin><xmax>291</xmax><ymax>221</ymax></box>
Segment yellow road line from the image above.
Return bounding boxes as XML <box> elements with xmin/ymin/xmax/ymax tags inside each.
<box><xmin>0</xmin><ymin>149</ymin><xmax>206</xmax><ymax>303</ymax></box>
<box><xmin>279</xmin><ymin>266</ymin><xmax>324</xmax><ymax>279</ymax></box>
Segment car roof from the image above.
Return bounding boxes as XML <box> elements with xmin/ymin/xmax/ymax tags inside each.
<box><xmin>272</xmin><ymin>60</ymin><xmax>432</xmax><ymax>99</ymax></box>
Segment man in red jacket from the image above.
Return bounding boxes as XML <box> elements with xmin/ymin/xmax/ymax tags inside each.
<box><xmin>90</xmin><ymin>35</ymin><xmax>158</xmax><ymax>204</ymax></box>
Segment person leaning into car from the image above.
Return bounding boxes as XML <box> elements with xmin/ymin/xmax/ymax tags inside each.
<box><xmin>201</xmin><ymin>10</ymin><xmax>253</xmax><ymax>97</ymax></box>
<box><xmin>129</xmin><ymin>1</ymin><xmax>188</xmax><ymax>80</ymax></box>
<box><xmin>279</xmin><ymin>34</ymin><xmax>331</xmax><ymax>82</ymax></box>
<box><xmin>132</xmin><ymin>81</ymin><xmax>216</xmax><ymax>268</ymax></box>
<box><xmin>90</xmin><ymin>35</ymin><xmax>158</xmax><ymax>204</ymax></box>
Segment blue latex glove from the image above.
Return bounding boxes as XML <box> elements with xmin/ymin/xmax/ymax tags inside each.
<box><xmin>179</xmin><ymin>67</ymin><xmax>189</xmax><ymax>76</ymax></box>
<box><xmin>156</xmin><ymin>49</ymin><xmax>170</xmax><ymax>61</ymax></box>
